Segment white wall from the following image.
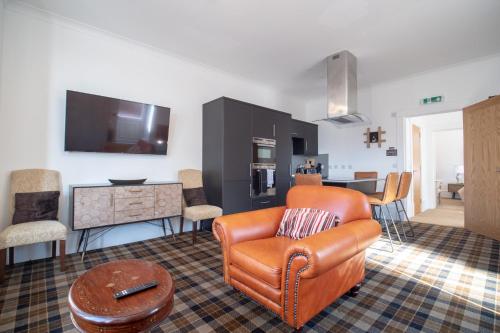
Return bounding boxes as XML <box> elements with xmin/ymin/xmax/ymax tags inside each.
<box><xmin>407</xmin><ymin>112</ymin><xmax>463</xmax><ymax>211</ymax></box>
<box><xmin>0</xmin><ymin>4</ymin><xmax>306</xmax><ymax>263</ymax></box>
<box><xmin>0</xmin><ymin>0</ymin><xmax>4</xmax><ymax>98</ymax></box>
<box><xmin>307</xmin><ymin>53</ymin><xmax>500</xmax><ymax>216</ymax></box>
<box><xmin>434</xmin><ymin>130</ymin><xmax>463</xmax><ymax>191</ymax></box>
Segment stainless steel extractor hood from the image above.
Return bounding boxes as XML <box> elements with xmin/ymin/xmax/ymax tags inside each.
<box><xmin>321</xmin><ymin>50</ymin><xmax>369</xmax><ymax>126</ymax></box>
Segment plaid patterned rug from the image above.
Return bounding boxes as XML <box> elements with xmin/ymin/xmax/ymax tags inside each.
<box><xmin>0</xmin><ymin>223</ymin><xmax>498</xmax><ymax>332</ymax></box>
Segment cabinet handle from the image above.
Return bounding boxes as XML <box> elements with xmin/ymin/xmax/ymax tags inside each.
<box><xmin>249</xmin><ymin>183</ymin><xmax>252</xmax><ymax>197</ymax></box>
<box><xmin>273</xmin><ymin>124</ymin><xmax>276</xmax><ymax>137</ymax></box>
<box><xmin>129</xmin><ymin>189</ymin><xmax>143</xmax><ymax>193</ymax></box>
<box><xmin>305</xmin><ymin>139</ymin><xmax>308</xmax><ymax>152</ymax></box>
<box><xmin>291</xmin><ymin>132</ymin><xmax>298</xmax><ymax>135</ymax></box>
<box><xmin>129</xmin><ymin>202</ymin><xmax>143</xmax><ymax>206</ymax></box>
<box><xmin>249</xmin><ymin>163</ymin><xmax>252</xmax><ymax>178</ymax></box>
<box><xmin>289</xmin><ymin>163</ymin><xmax>292</xmax><ymax>176</ymax></box>
<box><xmin>260</xmin><ymin>200</ymin><xmax>270</xmax><ymax>204</ymax></box>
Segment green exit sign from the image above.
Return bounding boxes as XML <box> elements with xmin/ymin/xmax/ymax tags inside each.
<box><xmin>421</xmin><ymin>95</ymin><xmax>443</xmax><ymax>104</ymax></box>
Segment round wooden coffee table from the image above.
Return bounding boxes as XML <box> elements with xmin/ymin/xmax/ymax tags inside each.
<box><xmin>68</xmin><ymin>259</ymin><xmax>174</xmax><ymax>333</ymax></box>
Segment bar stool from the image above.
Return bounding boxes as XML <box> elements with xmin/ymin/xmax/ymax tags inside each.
<box><xmin>367</xmin><ymin>172</ymin><xmax>401</xmax><ymax>251</ymax></box>
<box><xmin>394</xmin><ymin>171</ymin><xmax>415</xmax><ymax>238</ymax></box>
<box><xmin>354</xmin><ymin>171</ymin><xmax>378</xmax><ymax>194</ymax></box>
<box><xmin>294</xmin><ymin>173</ymin><xmax>322</xmax><ymax>185</ymax></box>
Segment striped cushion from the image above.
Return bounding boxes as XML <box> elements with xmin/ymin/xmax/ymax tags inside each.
<box><xmin>276</xmin><ymin>208</ymin><xmax>339</xmax><ymax>240</ymax></box>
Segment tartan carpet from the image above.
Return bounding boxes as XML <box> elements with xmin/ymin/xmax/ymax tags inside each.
<box><xmin>0</xmin><ymin>223</ymin><xmax>498</xmax><ymax>332</ymax></box>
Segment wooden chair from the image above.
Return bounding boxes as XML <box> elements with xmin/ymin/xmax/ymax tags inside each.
<box><xmin>354</xmin><ymin>171</ymin><xmax>378</xmax><ymax>194</ymax></box>
<box><xmin>0</xmin><ymin>169</ymin><xmax>67</xmax><ymax>282</ymax></box>
<box><xmin>394</xmin><ymin>172</ymin><xmax>415</xmax><ymax>238</ymax></box>
<box><xmin>366</xmin><ymin>172</ymin><xmax>401</xmax><ymax>251</ymax></box>
<box><xmin>294</xmin><ymin>173</ymin><xmax>322</xmax><ymax>185</ymax></box>
<box><xmin>178</xmin><ymin>169</ymin><xmax>222</xmax><ymax>245</ymax></box>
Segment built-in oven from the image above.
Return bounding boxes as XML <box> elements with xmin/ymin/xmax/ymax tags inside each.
<box><xmin>252</xmin><ymin>137</ymin><xmax>276</xmax><ymax>164</ymax></box>
<box><xmin>251</xmin><ymin>163</ymin><xmax>276</xmax><ymax>198</ymax></box>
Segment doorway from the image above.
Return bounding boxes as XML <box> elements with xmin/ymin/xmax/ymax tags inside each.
<box><xmin>405</xmin><ymin>111</ymin><xmax>464</xmax><ymax>227</ymax></box>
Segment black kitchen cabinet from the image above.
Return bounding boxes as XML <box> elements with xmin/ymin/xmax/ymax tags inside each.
<box><xmin>304</xmin><ymin>122</ymin><xmax>318</xmax><ymax>155</ymax></box>
<box><xmin>203</xmin><ymin>97</ymin><xmax>292</xmax><ymax>215</ymax></box>
<box><xmin>291</xmin><ymin>119</ymin><xmax>318</xmax><ymax>156</ymax></box>
<box><xmin>223</xmin><ymin>99</ymin><xmax>252</xmax><ymax>181</ymax></box>
<box><xmin>224</xmin><ymin>180</ymin><xmax>252</xmax><ymax>214</ymax></box>
<box><xmin>252</xmin><ymin>196</ymin><xmax>277</xmax><ymax>210</ymax></box>
<box><xmin>291</xmin><ymin>120</ymin><xmax>305</xmax><ymax>138</ymax></box>
<box><xmin>252</xmin><ymin>107</ymin><xmax>276</xmax><ymax>139</ymax></box>
<box><xmin>275</xmin><ymin>112</ymin><xmax>292</xmax><ymax>205</ymax></box>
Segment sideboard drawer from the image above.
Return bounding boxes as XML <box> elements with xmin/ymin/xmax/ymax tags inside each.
<box><xmin>114</xmin><ymin>186</ymin><xmax>154</xmax><ymax>198</ymax></box>
<box><xmin>115</xmin><ymin>197</ymin><xmax>154</xmax><ymax>212</ymax></box>
<box><xmin>155</xmin><ymin>184</ymin><xmax>182</xmax><ymax>217</ymax></box>
<box><xmin>115</xmin><ymin>208</ymin><xmax>154</xmax><ymax>224</ymax></box>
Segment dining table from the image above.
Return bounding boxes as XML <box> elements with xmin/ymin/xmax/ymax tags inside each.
<box><xmin>322</xmin><ymin>178</ymin><xmax>385</xmax><ymax>194</ymax></box>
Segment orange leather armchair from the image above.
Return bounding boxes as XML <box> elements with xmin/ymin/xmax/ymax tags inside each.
<box><xmin>213</xmin><ymin>185</ymin><xmax>381</xmax><ymax>330</ymax></box>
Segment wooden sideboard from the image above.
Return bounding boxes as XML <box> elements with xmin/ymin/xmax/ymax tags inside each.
<box><xmin>69</xmin><ymin>182</ymin><xmax>182</xmax><ymax>258</ymax></box>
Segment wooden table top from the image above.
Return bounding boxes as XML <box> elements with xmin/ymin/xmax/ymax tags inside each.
<box><xmin>68</xmin><ymin>259</ymin><xmax>174</xmax><ymax>329</ymax></box>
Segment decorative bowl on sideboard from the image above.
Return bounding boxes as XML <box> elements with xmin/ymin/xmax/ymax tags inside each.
<box><xmin>108</xmin><ymin>178</ymin><xmax>147</xmax><ymax>185</ymax></box>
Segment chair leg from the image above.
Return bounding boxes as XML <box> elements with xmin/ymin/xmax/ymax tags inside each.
<box><xmin>380</xmin><ymin>208</ymin><xmax>394</xmax><ymax>252</ymax></box>
<box><xmin>59</xmin><ymin>240</ymin><xmax>65</xmax><ymax>272</ymax></box>
<box><xmin>9</xmin><ymin>247</ymin><xmax>14</xmax><ymax>266</ymax></box>
<box><xmin>347</xmin><ymin>282</ymin><xmax>362</xmax><ymax>297</ymax></box>
<box><xmin>0</xmin><ymin>249</ymin><xmax>5</xmax><ymax>283</ymax></box>
<box><xmin>399</xmin><ymin>200</ymin><xmax>415</xmax><ymax>238</ymax></box>
<box><xmin>385</xmin><ymin>205</ymin><xmax>403</xmax><ymax>243</ymax></box>
<box><xmin>52</xmin><ymin>241</ymin><xmax>57</xmax><ymax>259</ymax></box>
<box><xmin>192</xmin><ymin>221</ymin><xmax>198</xmax><ymax>245</ymax></box>
<box><xmin>179</xmin><ymin>216</ymin><xmax>184</xmax><ymax>235</ymax></box>
<box><xmin>389</xmin><ymin>203</ymin><xmax>407</xmax><ymax>241</ymax></box>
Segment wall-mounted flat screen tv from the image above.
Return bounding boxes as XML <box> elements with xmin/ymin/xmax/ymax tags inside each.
<box><xmin>65</xmin><ymin>91</ymin><xmax>170</xmax><ymax>155</ymax></box>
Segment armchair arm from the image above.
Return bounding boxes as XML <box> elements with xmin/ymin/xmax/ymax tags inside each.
<box><xmin>213</xmin><ymin>206</ymin><xmax>286</xmax><ymax>283</ymax></box>
<box><xmin>283</xmin><ymin>219</ymin><xmax>381</xmax><ymax>280</ymax></box>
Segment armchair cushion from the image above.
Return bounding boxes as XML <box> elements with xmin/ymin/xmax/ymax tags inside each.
<box><xmin>0</xmin><ymin>220</ymin><xmax>67</xmax><ymax>249</ymax></box>
<box><xmin>231</xmin><ymin>236</ymin><xmax>296</xmax><ymax>288</ymax></box>
<box><xmin>284</xmin><ymin>219</ymin><xmax>381</xmax><ymax>279</ymax></box>
<box><xmin>276</xmin><ymin>208</ymin><xmax>339</xmax><ymax>240</ymax></box>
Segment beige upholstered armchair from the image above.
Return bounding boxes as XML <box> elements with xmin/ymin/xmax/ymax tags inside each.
<box><xmin>0</xmin><ymin>169</ymin><xmax>67</xmax><ymax>282</ymax></box>
<box><xmin>178</xmin><ymin>169</ymin><xmax>222</xmax><ymax>244</ymax></box>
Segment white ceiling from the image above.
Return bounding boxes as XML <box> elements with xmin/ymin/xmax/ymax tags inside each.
<box><xmin>15</xmin><ymin>0</ymin><xmax>500</xmax><ymax>99</ymax></box>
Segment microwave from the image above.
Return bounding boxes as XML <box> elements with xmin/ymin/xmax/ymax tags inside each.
<box><xmin>252</xmin><ymin>137</ymin><xmax>276</xmax><ymax>164</ymax></box>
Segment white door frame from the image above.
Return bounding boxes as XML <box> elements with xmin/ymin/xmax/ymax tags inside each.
<box><xmin>397</xmin><ymin>107</ymin><xmax>462</xmax><ymax>217</ymax></box>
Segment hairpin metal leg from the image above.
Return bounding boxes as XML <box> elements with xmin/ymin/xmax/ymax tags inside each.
<box><xmin>77</xmin><ymin>229</ymin><xmax>86</xmax><ymax>253</ymax></box>
<box><xmin>166</xmin><ymin>218</ymin><xmax>175</xmax><ymax>240</ymax></box>
<box><xmin>81</xmin><ymin>229</ymin><xmax>90</xmax><ymax>262</ymax></box>
<box><xmin>161</xmin><ymin>218</ymin><xmax>168</xmax><ymax>238</ymax></box>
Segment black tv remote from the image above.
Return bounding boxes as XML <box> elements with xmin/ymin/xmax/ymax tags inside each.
<box><xmin>113</xmin><ymin>280</ymin><xmax>159</xmax><ymax>299</ymax></box>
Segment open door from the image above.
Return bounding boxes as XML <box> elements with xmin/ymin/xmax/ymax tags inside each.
<box><xmin>412</xmin><ymin>125</ymin><xmax>422</xmax><ymax>215</ymax></box>
<box><xmin>463</xmin><ymin>96</ymin><xmax>500</xmax><ymax>241</ymax></box>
